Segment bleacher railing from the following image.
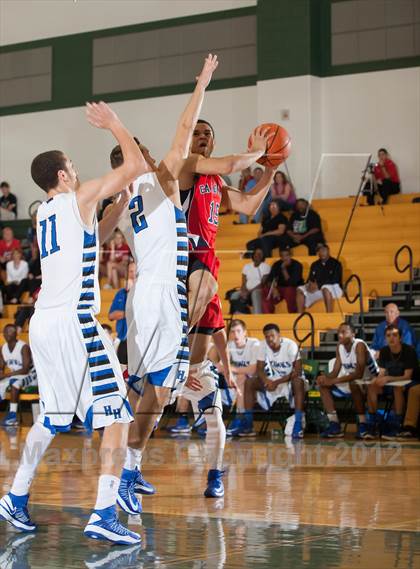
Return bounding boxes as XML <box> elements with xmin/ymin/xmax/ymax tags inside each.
<box><xmin>343</xmin><ymin>273</ymin><xmax>365</xmax><ymax>338</ymax></box>
<box><xmin>293</xmin><ymin>311</ymin><xmax>315</xmax><ymax>360</ymax></box>
<box><xmin>394</xmin><ymin>245</ymin><xmax>414</xmax><ymax>311</ymax></box>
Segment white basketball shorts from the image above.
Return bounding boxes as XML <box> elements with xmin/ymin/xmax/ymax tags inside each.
<box><xmin>29</xmin><ymin>307</ymin><xmax>133</xmax><ymax>434</ymax></box>
<box><xmin>126</xmin><ymin>279</ymin><xmax>189</xmax><ymax>394</ymax></box>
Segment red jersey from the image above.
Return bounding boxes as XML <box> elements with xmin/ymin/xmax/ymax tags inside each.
<box><xmin>182</xmin><ymin>174</ymin><xmax>224</xmax><ymax>251</ymax></box>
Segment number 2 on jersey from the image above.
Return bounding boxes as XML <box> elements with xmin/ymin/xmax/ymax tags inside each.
<box><xmin>40</xmin><ymin>214</ymin><xmax>60</xmax><ymax>259</ymax></box>
<box><xmin>129</xmin><ymin>196</ymin><xmax>148</xmax><ymax>234</ymax></box>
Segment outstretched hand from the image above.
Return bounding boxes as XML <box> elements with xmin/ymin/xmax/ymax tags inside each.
<box><xmin>86</xmin><ymin>101</ymin><xmax>119</xmax><ymax>130</ymax></box>
<box><xmin>196</xmin><ymin>53</ymin><xmax>219</xmax><ymax>89</ymax></box>
<box><xmin>248</xmin><ymin>125</ymin><xmax>274</xmax><ymax>155</ymax></box>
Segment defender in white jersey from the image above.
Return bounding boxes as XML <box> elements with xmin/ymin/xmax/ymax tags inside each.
<box><xmin>317</xmin><ymin>322</ymin><xmax>379</xmax><ymax>439</ymax></box>
<box><xmin>0</xmin><ymin>102</ymin><xmax>147</xmax><ymax>545</ymax></box>
<box><xmin>238</xmin><ymin>323</ymin><xmax>308</xmax><ymax>439</ymax></box>
<box><xmin>0</xmin><ymin>324</ymin><xmax>37</xmax><ymax>426</ymax></box>
<box><xmin>104</xmin><ymin>55</ymin><xmax>220</xmax><ymax>507</ymax></box>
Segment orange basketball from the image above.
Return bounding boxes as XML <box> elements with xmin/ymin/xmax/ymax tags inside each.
<box><xmin>249</xmin><ymin>123</ymin><xmax>291</xmax><ymax>168</ymax></box>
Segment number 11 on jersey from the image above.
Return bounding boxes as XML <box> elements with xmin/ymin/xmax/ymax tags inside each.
<box><xmin>40</xmin><ymin>214</ymin><xmax>61</xmax><ymax>259</ymax></box>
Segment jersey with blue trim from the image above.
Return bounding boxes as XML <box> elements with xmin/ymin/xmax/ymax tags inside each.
<box><xmin>119</xmin><ymin>172</ymin><xmax>188</xmax><ymax>283</ymax></box>
<box><xmin>338</xmin><ymin>339</ymin><xmax>379</xmax><ymax>379</ymax></box>
<box><xmin>257</xmin><ymin>338</ymin><xmax>302</xmax><ymax>381</ymax></box>
<box><xmin>2</xmin><ymin>340</ymin><xmax>35</xmax><ymax>373</ymax></box>
<box><xmin>228</xmin><ymin>338</ymin><xmax>260</xmax><ymax>377</ymax></box>
<box><xmin>35</xmin><ymin>192</ymin><xmax>100</xmax><ymax>313</ymax></box>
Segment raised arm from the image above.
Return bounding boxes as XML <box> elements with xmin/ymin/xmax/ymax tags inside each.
<box><xmin>222</xmin><ymin>166</ymin><xmax>275</xmax><ymax>216</ymax></box>
<box><xmin>162</xmin><ymin>54</ymin><xmax>219</xmax><ymax>181</ymax></box>
<box><xmin>77</xmin><ymin>102</ymin><xmax>147</xmax><ymax>225</ymax></box>
<box><xmin>184</xmin><ymin>126</ymin><xmax>271</xmax><ymax>177</ymax></box>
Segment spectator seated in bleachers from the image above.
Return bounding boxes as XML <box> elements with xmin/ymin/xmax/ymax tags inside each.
<box><xmin>246</xmin><ymin>200</ymin><xmax>289</xmax><ymax>258</ymax></box>
<box><xmin>0</xmin><ymin>324</ymin><xmax>37</xmax><ymax>426</ymax></box>
<box><xmin>11</xmin><ymin>242</ymin><xmax>41</xmax><ymax>305</ymax></box>
<box><xmin>296</xmin><ymin>244</ymin><xmax>343</xmax><ymax>313</ymax></box>
<box><xmin>4</xmin><ymin>249</ymin><xmax>29</xmax><ymax>304</ymax></box>
<box><xmin>236</xmin><ymin>323</ymin><xmax>308</xmax><ymax>439</ymax></box>
<box><xmin>104</xmin><ymin>230</ymin><xmax>131</xmax><ymax>289</ymax></box>
<box><xmin>371</xmin><ymin>302</ymin><xmax>416</xmax><ymax>358</ymax></box>
<box><xmin>108</xmin><ymin>261</ymin><xmax>136</xmax><ymax>365</ymax></box>
<box><xmin>268</xmin><ymin>171</ymin><xmax>296</xmax><ymax>212</ymax></box>
<box><xmin>366</xmin><ymin>324</ymin><xmax>419</xmax><ymax>440</ymax></box>
<box><xmin>373</xmin><ymin>148</ymin><xmax>400</xmax><ymax>205</ymax></box>
<box><xmin>0</xmin><ymin>227</ymin><xmax>21</xmax><ymax>275</ymax></box>
<box><xmin>14</xmin><ymin>288</ymin><xmax>39</xmax><ymax>333</ymax></box>
<box><xmin>399</xmin><ymin>383</ymin><xmax>420</xmax><ymax>440</ymax></box>
<box><xmin>219</xmin><ymin>319</ymin><xmax>260</xmax><ymax>437</ymax></box>
<box><xmin>285</xmin><ymin>199</ymin><xmax>325</xmax><ymax>255</ymax></box>
<box><xmin>317</xmin><ymin>322</ymin><xmax>379</xmax><ymax>440</ymax></box>
<box><xmin>0</xmin><ymin>181</ymin><xmax>18</xmax><ymax>220</ymax></box>
<box><xmin>262</xmin><ymin>248</ymin><xmax>303</xmax><ymax>314</ymax></box>
<box><xmin>229</xmin><ymin>249</ymin><xmax>271</xmax><ymax>314</ymax></box>
<box><xmin>237</xmin><ymin>167</ymin><xmax>264</xmax><ymax>224</ymax></box>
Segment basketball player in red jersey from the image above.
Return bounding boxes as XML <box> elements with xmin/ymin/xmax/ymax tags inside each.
<box><xmin>178</xmin><ymin>123</ymin><xmax>275</xmax><ymax>497</ymax></box>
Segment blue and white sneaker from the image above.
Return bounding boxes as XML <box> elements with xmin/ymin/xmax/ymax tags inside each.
<box><xmin>292</xmin><ymin>420</ymin><xmax>304</xmax><ymax>440</ymax></box>
<box><xmin>192</xmin><ymin>415</ymin><xmax>206</xmax><ymax>430</ymax></box>
<box><xmin>356</xmin><ymin>423</ymin><xmax>369</xmax><ymax>440</ymax></box>
<box><xmin>238</xmin><ymin>427</ymin><xmax>256</xmax><ymax>437</ymax></box>
<box><xmin>0</xmin><ymin>533</ymin><xmax>35</xmax><ymax>569</ymax></box>
<box><xmin>320</xmin><ymin>422</ymin><xmax>344</xmax><ymax>438</ymax></box>
<box><xmin>168</xmin><ymin>416</ymin><xmax>191</xmax><ymax>434</ymax></box>
<box><xmin>117</xmin><ymin>469</ymin><xmax>142</xmax><ymax>515</ymax></box>
<box><xmin>381</xmin><ymin>427</ymin><xmax>400</xmax><ymax>441</ymax></box>
<box><xmin>133</xmin><ymin>469</ymin><xmax>156</xmax><ymax>496</ymax></box>
<box><xmin>204</xmin><ymin>469</ymin><xmax>225</xmax><ymax>498</ymax></box>
<box><xmin>0</xmin><ymin>493</ymin><xmax>36</xmax><ymax>532</ymax></box>
<box><xmin>84</xmin><ymin>505</ymin><xmax>141</xmax><ymax>545</ymax></box>
<box><xmin>226</xmin><ymin>417</ymin><xmax>243</xmax><ymax>437</ymax></box>
<box><xmin>2</xmin><ymin>412</ymin><xmax>18</xmax><ymax>427</ymax></box>
<box><xmin>84</xmin><ymin>543</ymin><xmax>141</xmax><ymax>569</ymax></box>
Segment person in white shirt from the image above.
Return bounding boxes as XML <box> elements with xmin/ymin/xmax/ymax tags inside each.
<box><xmin>5</xmin><ymin>249</ymin><xmax>29</xmax><ymax>304</ymax></box>
<box><xmin>230</xmin><ymin>249</ymin><xmax>271</xmax><ymax>314</ymax></box>
<box><xmin>317</xmin><ymin>322</ymin><xmax>379</xmax><ymax>440</ymax></box>
<box><xmin>224</xmin><ymin>319</ymin><xmax>259</xmax><ymax>436</ymax></box>
<box><xmin>238</xmin><ymin>323</ymin><xmax>308</xmax><ymax>439</ymax></box>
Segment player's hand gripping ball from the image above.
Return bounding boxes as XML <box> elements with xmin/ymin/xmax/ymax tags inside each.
<box><xmin>249</xmin><ymin>123</ymin><xmax>291</xmax><ymax>168</ymax></box>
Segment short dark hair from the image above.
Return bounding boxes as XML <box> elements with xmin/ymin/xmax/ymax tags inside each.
<box><xmin>378</xmin><ymin>148</ymin><xmax>388</xmax><ymax>155</ymax></box>
<box><xmin>102</xmin><ymin>324</ymin><xmax>113</xmax><ymax>333</ymax></box>
<box><xmin>31</xmin><ymin>150</ymin><xmax>67</xmax><ymax>192</ymax></box>
<box><xmin>110</xmin><ymin>137</ymin><xmax>140</xmax><ymax>169</ymax></box>
<box><xmin>263</xmin><ymin>323</ymin><xmax>280</xmax><ymax>334</ymax></box>
<box><xmin>3</xmin><ymin>323</ymin><xmax>17</xmax><ymax>333</ymax></box>
<box><xmin>230</xmin><ymin>319</ymin><xmax>247</xmax><ymax>330</ymax></box>
<box><xmin>0</xmin><ymin>181</ymin><xmax>10</xmax><ymax>188</ymax></box>
<box><xmin>385</xmin><ymin>324</ymin><xmax>401</xmax><ymax>337</ymax></box>
<box><xmin>339</xmin><ymin>322</ymin><xmax>355</xmax><ymax>333</ymax></box>
<box><xmin>252</xmin><ymin>248</ymin><xmax>265</xmax><ymax>262</ymax></box>
<box><xmin>197</xmin><ymin>119</ymin><xmax>215</xmax><ymax>138</ymax></box>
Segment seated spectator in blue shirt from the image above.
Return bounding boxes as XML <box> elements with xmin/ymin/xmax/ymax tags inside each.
<box><xmin>371</xmin><ymin>303</ymin><xmax>416</xmax><ymax>357</ymax></box>
<box><xmin>108</xmin><ymin>262</ymin><xmax>136</xmax><ymax>363</ymax></box>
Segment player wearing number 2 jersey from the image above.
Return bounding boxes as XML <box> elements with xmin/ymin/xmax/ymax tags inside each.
<box><xmin>0</xmin><ymin>102</ymin><xmax>147</xmax><ymax>545</ymax></box>
<box><xmin>105</xmin><ymin>55</ymin><xmax>220</xmax><ymax>508</ymax></box>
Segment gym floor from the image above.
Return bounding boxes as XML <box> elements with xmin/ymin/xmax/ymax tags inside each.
<box><xmin>0</xmin><ymin>427</ymin><xmax>419</xmax><ymax>568</ymax></box>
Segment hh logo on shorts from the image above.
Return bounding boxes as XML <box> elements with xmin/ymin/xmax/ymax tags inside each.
<box><xmin>177</xmin><ymin>370</ymin><xmax>186</xmax><ymax>382</ymax></box>
<box><xmin>104</xmin><ymin>405</ymin><xmax>122</xmax><ymax>419</ymax></box>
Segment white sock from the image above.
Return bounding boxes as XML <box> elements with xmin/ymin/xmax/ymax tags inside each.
<box><xmin>11</xmin><ymin>422</ymin><xmax>55</xmax><ymax>496</ymax></box>
<box><xmin>10</xmin><ymin>403</ymin><xmax>18</xmax><ymax>413</ymax></box>
<box><xmin>124</xmin><ymin>447</ymin><xmax>142</xmax><ymax>471</ymax></box>
<box><xmin>327</xmin><ymin>412</ymin><xmax>338</xmax><ymax>423</ymax></box>
<box><xmin>205</xmin><ymin>407</ymin><xmax>226</xmax><ymax>471</ymax></box>
<box><xmin>94</xmin><ymin>474</ymin><xmax>120</xmax><ymax>510</ymax></box>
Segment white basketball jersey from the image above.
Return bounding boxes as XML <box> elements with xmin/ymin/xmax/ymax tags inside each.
<box><xmin>36</xmin><ymin>192</ymin><xmax>100</xmax><ymax>313</ymax></box>
<box><xmin>2</xmin><ymin>340</ymin><xmax>30</xmax><ymax>372</ymax></box>
<box><xmin>228</xmin><ymin>338</ymin><xmax>260</xmax><ymax>375</ymax></box>
<box><xmin>119</xmin><ymin>172</ymin><xmax>188</xmax><ymax>282</ymax></box>
<box><xmin>339</xmin><ymin>338</ymin><xmax>379</xmax><ymax>379</ymax></box>
<box><xmin>258</xmin><ymin>337</ymin><xmax>301</xmax><ymax>380</ymax></box>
